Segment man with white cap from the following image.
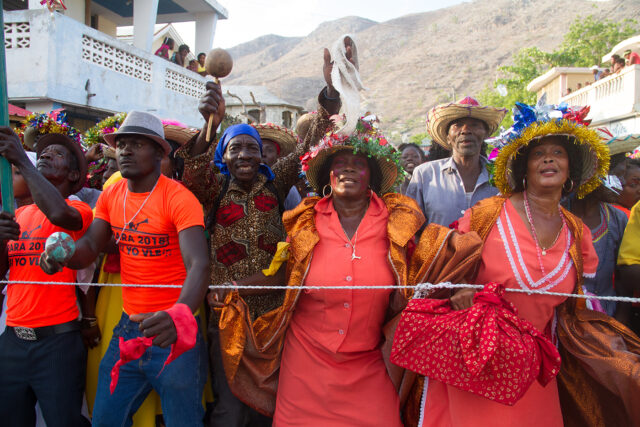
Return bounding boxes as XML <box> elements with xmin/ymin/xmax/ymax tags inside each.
<box><xmin>406</xmin><ymin>97</ymin><xmax>507</xmax><ymax>227</ymax></box>
<box><xmin>39</xmin><ymin>111</ymin><xmax>210</xmax><ymax>426</ymax></box>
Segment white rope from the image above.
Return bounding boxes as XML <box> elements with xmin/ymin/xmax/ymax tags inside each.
<box><xmin>2</xmin><ymin>280</ymin><xmax>640</xmax><ymax>303</ymax></box>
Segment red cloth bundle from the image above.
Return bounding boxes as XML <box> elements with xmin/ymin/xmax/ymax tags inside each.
<box><xmin>109</xmin><ymin>303</ymin><xmax>198</xmax><ymax>393</ymax></box>
<box><xmin>391</xmin><ymin>283</ymin><xmax>561</xmax><ymax>405</ymax></box>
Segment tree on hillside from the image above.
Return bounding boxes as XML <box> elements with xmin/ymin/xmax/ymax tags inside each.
<box><xmin>478</xmin><ymin>15</ymin><xmax>639</xmax><ymax>129</ymax></box>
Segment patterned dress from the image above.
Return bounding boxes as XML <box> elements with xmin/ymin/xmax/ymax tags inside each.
<box><xmin>179</xmin><ymin>136</ymin><xmax>304</xmax><ymax>319</ymax></box>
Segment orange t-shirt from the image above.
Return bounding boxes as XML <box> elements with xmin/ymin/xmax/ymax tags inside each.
<box><xmin>6</xmin><ymin>200</ymin><xmax>93</xmax><ymax>328</ymax></box>
<box><xmin>94</xmin><ymin>175</ymin><xmax>204</xmax><ymax>315</ymax></box>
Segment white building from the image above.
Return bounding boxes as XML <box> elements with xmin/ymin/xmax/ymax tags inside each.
<box><xmin>527</xmin><ymin>35</ymin><xmax>640</xmax><ymax>133</ymax></box>
<box><xmin>224</xmin><ymin>85</ymin><xmax>305</xmax><ymax>129</ymax></box>
<box><xmin>4</xmin><ymin>0</ymin><xmax>227</xmax><ymax>129</ymax></box>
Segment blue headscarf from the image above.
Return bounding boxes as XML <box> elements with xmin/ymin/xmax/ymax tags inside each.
<box><xmin>213</xmin><ymin>124</ymin><xmax>275</xmax><ymax>181</ymax></box>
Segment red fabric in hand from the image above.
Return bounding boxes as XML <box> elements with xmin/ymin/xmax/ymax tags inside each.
<box><xmin>103</xmin><ymin>252</ymin><xmax>121</xmax><ymax>274</ymax></box>
<box><xmin>390</xmin><ymin>282</ymin><xmax>561</xmax><ymax>405</ymax></box>
<box><xmin>109</xmin><ymin>336</ymin><xmax>153</xmax><ymax>393</ymax></box>
<box><xmin>109</xmin><ymin>303</ymin><xmax>198</xmax><ymax>394</ymax></box>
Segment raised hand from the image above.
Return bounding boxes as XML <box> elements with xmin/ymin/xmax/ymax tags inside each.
<box><xmin>323</xmin><ymin>36</ymin><xmax>357</xmax><ymax>98</ymax></box>
<box><xmin>0</xmin><ymin>211</ymin><xmax>20</xmax><ymax>242</ymax></box>
<box><xmin>199</xmin><ymin>81</ymin><xmax>226</xmax><ymax>132</ymax></box>
<box><xmin>0</xmin><ymin>127</ymin><xmax>32</xmax><ymax>168</ymax></box>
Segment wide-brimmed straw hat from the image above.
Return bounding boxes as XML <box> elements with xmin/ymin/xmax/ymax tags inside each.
<box><xmin>103</xmin><ymin>111</ymin><xmax>171</xmax><ymax>155</ymax></box>
<box><xmin>426</xmin><ymin>97</ymin><xmax>507</xmax><ymax>149</ymax></box>
<box><xmin>252</xmin><ymin>123</ymin><xmax>297</xmax><ymax>156</ymax></box>
<box><xmin>491</xmin><ymin>102</ymin><xmax>609</xmax><ymax>199</ymax></box>
<box><xmin>163</xmin><ymin>124</ymin><xmax>198</xmax><ymax>147</ymax></box>
<box><xmin>301</xmin><ymin>118</ymin><xmax>402</xmax><ymax>194</ymax></box>
<box><xmin>37</xmin><ymin>133</ymin><xmax>88</xmax><ymax>194</ymax></box>
<box><xmin>596</xmin><ymin>127</ymin><xmax>640</xmax><ymax>156</ymax></box>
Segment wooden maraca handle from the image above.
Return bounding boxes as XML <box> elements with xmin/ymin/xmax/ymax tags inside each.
<box><xmin>205</xmin><ymin>76</ymin><xmax>221</xmax><ymax>142</ymax></box>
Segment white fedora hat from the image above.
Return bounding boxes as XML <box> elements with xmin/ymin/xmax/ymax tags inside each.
<box><xmin>103</xmin><ymin>111</ymin><xmax>171</xmax><ymax>155</ymax></box>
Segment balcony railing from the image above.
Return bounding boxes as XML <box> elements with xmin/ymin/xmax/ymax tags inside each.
<box><xmin>561</xmin><ymin>64</ymin><xmax>640</xmax><ymax>125</ymax></box>
<box><xmin>4</xmin><ymin>9</ymin><xmax>208</xmax><ymax>127</ymax></box>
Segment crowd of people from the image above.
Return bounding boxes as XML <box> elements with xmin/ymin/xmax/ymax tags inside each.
<box><xmin>155</xmin><ymin>37</ymin><xmax>208</xmax><ymax>77</ymax></box>
<box><xmin>0</xmin><ymin>36</ymin><xmax>639</xmax><ymax>427</ymax></box>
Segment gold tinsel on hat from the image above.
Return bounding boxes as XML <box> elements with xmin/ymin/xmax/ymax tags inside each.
<box><xmin>494</xmin><ymin>119</ymin><xmax>609</xmax><ymax>199</ymax></box>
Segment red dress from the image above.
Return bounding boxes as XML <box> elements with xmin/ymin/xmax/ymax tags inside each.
<box><xmin>274</xmin><ymin>194</ymin><xmax>403</xmax><ymax>427</ymax></box>
<box><xmin>421</xmin><ymin>199</ymin><xmax>598</xmax><ymax>427</ymax></box>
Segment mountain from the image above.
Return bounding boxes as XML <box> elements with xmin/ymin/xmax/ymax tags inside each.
<box><xmin>222</xmin><ymin>0</ymin><xmax>639</xmax><ymax>139</ymax></box>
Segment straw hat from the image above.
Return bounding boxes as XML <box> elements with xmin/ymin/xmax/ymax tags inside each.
<box><xmin>163</xmin><ymin>124</ymin><xmax>198</xmax><ymax>147</ymax></box>
<box><xmin>426</xmin><ymin>97</ymin><xmax>507</xmax><ymax>148</ymax></box>
<box><xmin>492</xmin><ymin>103</ymin><xmax>609</xmax><ymax>199</ymax></box>
<box><xmin>596</xmin><ymin>127</ymin><xmax>640</xmax><ymax>156</ymax></box>
<box><xmin>301</xmin><ymin>119</ymin><xmax>402</xmax><ymax>194</ymax></box>
<box><xmin>103</xmin><ymin>111</ymin><xmax>171</xmax><ymax>155</ymax></box>
<box><xmin>36</xmin><ymin>133</ymin><xmax>88</xmax><ymax>194</ymax></box>
<box><xmin>252</xmin><ymin>123</ymin><xmax>297</xmax><ymax>156</ymax></box>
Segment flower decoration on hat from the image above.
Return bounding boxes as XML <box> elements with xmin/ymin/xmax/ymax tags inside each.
<box><xmin>489</xmin><ymin>95</ymin><xmax>609</xmax><ymax>199</ymax></box>
<box><xmin>17</xmin><ymin>109</ymin><xmax>84</xmax><ymax>151</ymax></box>
<box><xmin>83</xmin><ymin>112</ymin><xmax>127</xmax><ymax>147</ymax></box>
<box><xmin>83</xmin><ymin>113</ymin><xmax>127</xmax><ymax>188</ymax></box>
<box><xmin>301</xmin><ymin>115</ymin><xmax>404</xmax><ymax>194</ymax></box>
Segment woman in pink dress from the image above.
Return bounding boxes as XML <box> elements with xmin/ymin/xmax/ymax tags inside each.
<box><xmin>418</xmin><ymin>102</ymin><xmax>640</xmax><ymax>426</ymax></box>
<box><xmin>272</xmin><ymin>121</ymin><xmax>418</xmax><ymax>427</ymax></box>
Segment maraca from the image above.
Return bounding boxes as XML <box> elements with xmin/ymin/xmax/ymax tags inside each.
<box><xmin>204</xmin><ymin>48</ymin><xmax>233</xmax><ymax>142</ymax></box>
<box><xmin>45</xmin><ymin>231</ymin><xmax>76</xmax><ymax>263</ymax></box>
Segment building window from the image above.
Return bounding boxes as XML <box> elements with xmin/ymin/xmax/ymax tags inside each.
<box><xmin>282</xmin><ymin>111</ymin><xmax>292</xmax><ymax>128</ymax></box>
<box><xmin>248</xmin><ymin>109</ymin><xmax>260</xmax><ymax>123</ymax></box>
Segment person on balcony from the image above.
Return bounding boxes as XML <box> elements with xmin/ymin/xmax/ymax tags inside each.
<box><xmin>155</xmin><ymin>37</ymin><xmax>175</xmax><ymax>60</ymax></box>
<box><xmin>197</xmin><ymin>52</ymin><xmax>207</xmax><ymax>76</ymax></box>
<box><xmin>171</xmin><ymin>44</ymin><xmax>190</xmax><ymax>68</ymax></box>
<box><xmin>406</xmin><ymin>97</ymin><xmax>507</xmax><ymax>227</ymax></box>
<box><xmin>0</xmin><ymin>130</ymin><xmax>96</xmax><ymax>427</ymax></box>
<box><xmin>624</xmin><ymin>49</ymin><xmax>640</xmax><ymax>66</ymax></box>
<box><xmin>591</xmin><ymin>65</ymin><xmax>603</xmax><ymax>81</ymax></box>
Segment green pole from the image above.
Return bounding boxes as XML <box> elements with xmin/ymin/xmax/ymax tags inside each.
<box><xmin>0</xmin><ymin>0</ymin><xmax>15</xmax><ymax>214</ymax></box>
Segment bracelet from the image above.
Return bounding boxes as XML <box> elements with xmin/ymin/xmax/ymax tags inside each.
<box><xmin>81</xmin><ymin>317</ymin><xmax>98</xmax><ymax>329</ymax></box>
<box><xmin>321</xmin><ymin>86</ymin><xmax>340</xmax><ymax>101</ymax></box>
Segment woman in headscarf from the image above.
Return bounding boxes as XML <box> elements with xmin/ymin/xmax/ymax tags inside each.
<box><xmin>177</xmin><ymin>95</ymin><xmax>316</xmax><ymax>426</ymax></box>
<box><xmin>417</xmin><ymin>102</ymin><xmax>640</xmax><ymax>427</ymax></box>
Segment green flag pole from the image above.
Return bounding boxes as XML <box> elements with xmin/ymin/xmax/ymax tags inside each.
<box><xmin>0</xmin><ymin>0</ymin><xmax>15</xmax><ymax>214</ymax></box>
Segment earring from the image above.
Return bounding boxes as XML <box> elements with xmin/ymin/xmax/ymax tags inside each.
<box><xmin>322</xmin><ymin>184</ymin><xmax>333</xmax><ymax>198</ymax></box>
<box><xmin>564</xmin><ymin>179</ymin><xmax>575</xmax><ymax>192</ymax></box>
<box><xmin>522</xmin><ymin>176</ymin><xmax>527</xmax><ymax>190</ymax></box>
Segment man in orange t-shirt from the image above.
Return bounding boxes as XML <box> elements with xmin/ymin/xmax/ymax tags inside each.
<box><xmin>40</xmin><ymin>111</ymin><xmax>210</xmax><ymax>426</ymax></box>
<box><xmin>0</xmin><ymin>130</ymin><xmax>95</xmax><ymax>426</ymax></box>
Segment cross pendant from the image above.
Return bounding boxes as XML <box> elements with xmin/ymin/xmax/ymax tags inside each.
<box><xmin>351</xmin><ymin>251</ymin><xmax>361</xmax><ymax>261</ymax></box>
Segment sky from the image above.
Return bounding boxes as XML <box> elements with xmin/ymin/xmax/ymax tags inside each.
<box><xmin>174</xmin><ymin>0</ymin><xmax>468</xmax><ymax>49</ymax></box>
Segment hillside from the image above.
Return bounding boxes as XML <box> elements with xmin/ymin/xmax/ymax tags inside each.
<box><xmin>222</xmin><ymin>0</ymin><xmax>640</xmax><ymax>139</ymax></box>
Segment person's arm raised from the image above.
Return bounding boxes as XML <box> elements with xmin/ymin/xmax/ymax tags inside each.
<box><xmin>189</xmin><ymin>81</ymin><xmax>226</xmax><ymax>157</ymax></box>
<box><xmin>130</xmin><ymin>225</ymin><xmax>209</xmax><ymax>348</ymax></box>
<box><xmin>0</xmin><ymin>127</ymin><xmax>83</xmax><ymax>230</ymax></box>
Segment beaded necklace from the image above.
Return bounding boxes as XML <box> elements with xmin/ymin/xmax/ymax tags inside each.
<box><xmin>523</xmin><ymin>190</ymin><xmax>566</xmax><ymax>276</ymax></box>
